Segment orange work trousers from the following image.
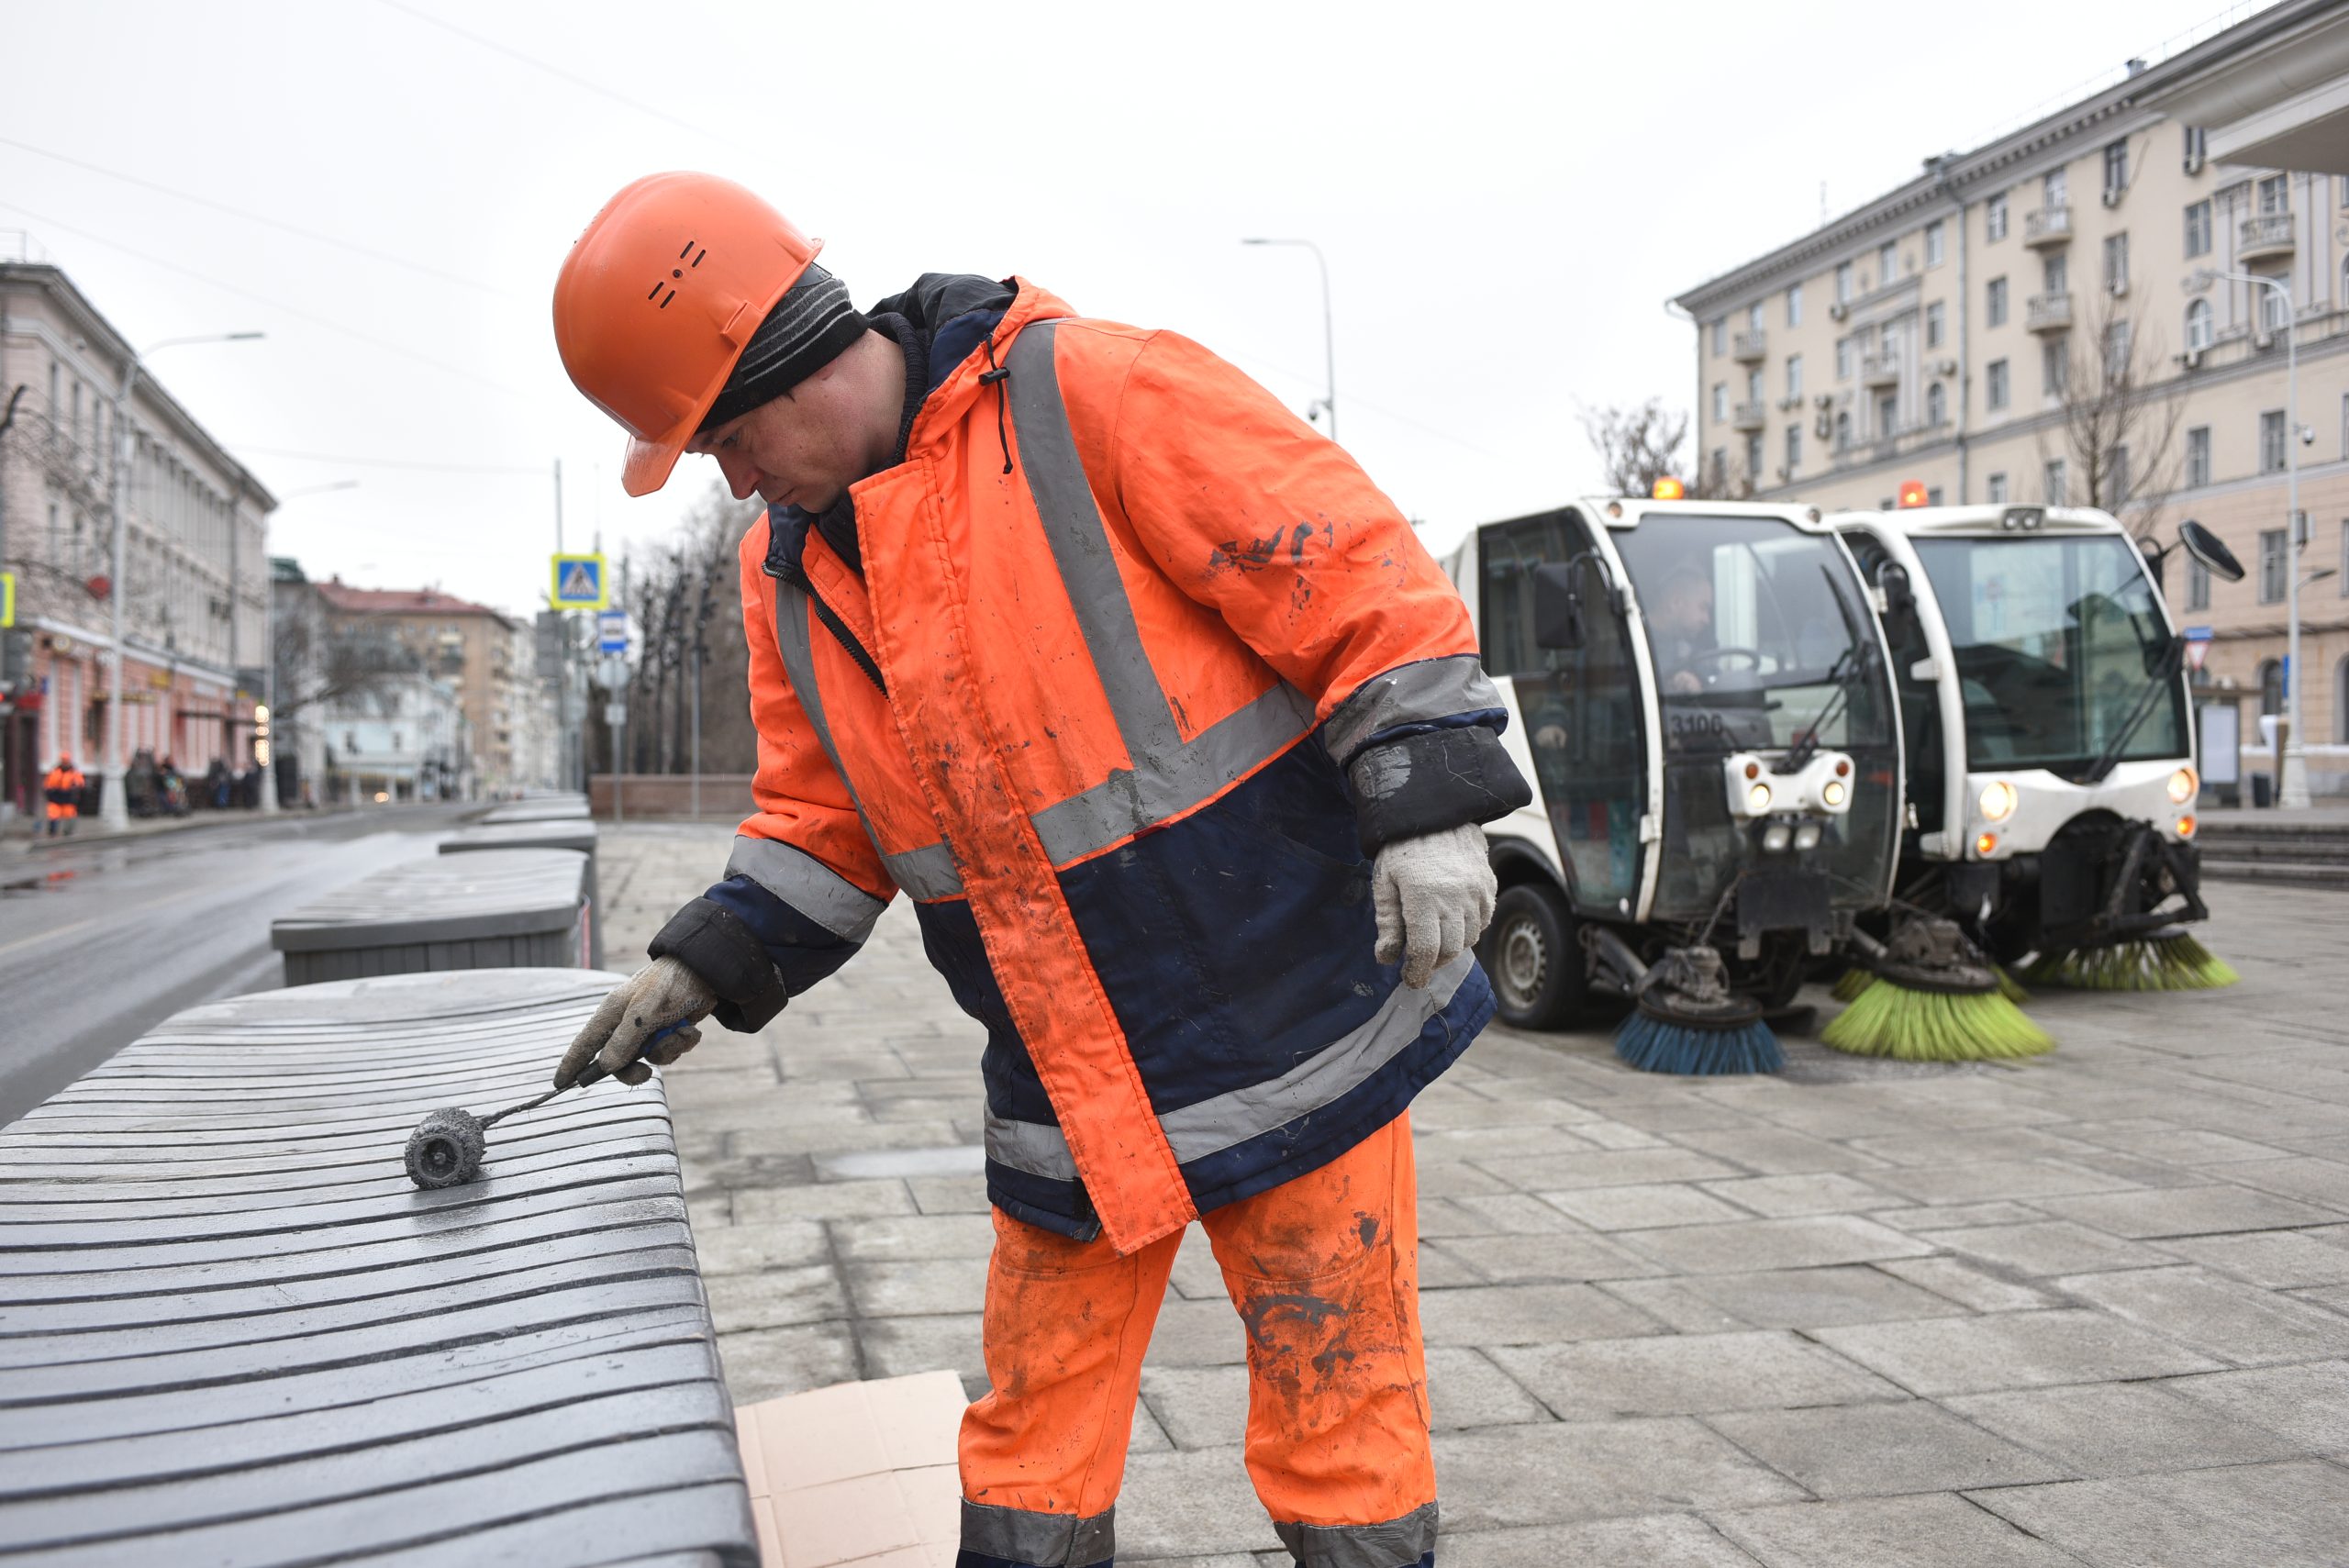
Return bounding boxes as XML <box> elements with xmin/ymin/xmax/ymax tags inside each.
<box><xmin>957</xmin><ymin>1114</ymin><xmax>1435</xmax><ymax>1568</ymax></box>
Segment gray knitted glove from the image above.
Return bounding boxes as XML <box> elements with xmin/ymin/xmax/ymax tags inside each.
<box><xmin>555</xmin><ymin>957</ymin><xmax>718</xmax><ymax>1089</ymax></box>
<box><xmin>1372</xmin><ymin>823</ymin><xmax>1497</xmax><ymax>989</ymax></box>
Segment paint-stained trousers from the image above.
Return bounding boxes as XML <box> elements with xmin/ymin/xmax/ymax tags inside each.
<box><xmin>956</xmin><ymin>1114</ymin><xmax>1437</xmax><ymax>1568</ymax></box>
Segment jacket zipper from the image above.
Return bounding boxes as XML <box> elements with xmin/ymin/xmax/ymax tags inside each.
<box><xmin>767</xmin><ymin>554</ymin><xmax>887</xmax><ymax>695</ymax></box>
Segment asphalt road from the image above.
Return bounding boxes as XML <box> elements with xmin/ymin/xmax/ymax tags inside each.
<box><xmin>0</xmin><ymin>804</ymin><xmax>475</xmax><ymax>1127</ymax></box>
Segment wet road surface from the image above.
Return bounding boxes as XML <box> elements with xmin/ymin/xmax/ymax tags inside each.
<box><xmin>0</xmin><ymin>805</ymin><xmax>474</xmax><ymax>1126</ymax></box>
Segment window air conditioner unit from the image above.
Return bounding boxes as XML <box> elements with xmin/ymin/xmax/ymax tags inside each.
<box><xmin>2184</xmin><ymin>150</ymin><xmax>2205</xmax><ymax>176</ymax></box>
<box><xmin>2108</xmin><ymin>279</ymin><xmax>2129</xmax><ymax>299</ymax></box>
<box><xmin>2180</xmin><ymin>348</ymin><xmax>2203</xmax><ymax>369</ymax></box>
<box><xmin>2254</xmin><ymin>332</ymin><xmax>2274</xmax><ymax>351</ymax></box>
<box><xmin>2100</xmin><ymin>186</ymin><xmax>2125</xmax><ymax>209</ymax></box>
<box><xmin>1813</xmin><ymin>394</ymin><xmax>1833</xmax><ymax>409</ymax></box>
<box><xmin>1828</xmin><ymin>301</ymin><xmax>1849</xmax><ymax>321</ymax></box>
<box><xmin>1932</xmin><ymin>358</ymin><xmax>1958</xmax><ymax>377</ymax></box>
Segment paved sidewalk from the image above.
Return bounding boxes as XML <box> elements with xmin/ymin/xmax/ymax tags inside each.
<box><xmin>601</xmin><ymin>824</ymin><xmax>2349</xmax><ymax>1567</ymax></box>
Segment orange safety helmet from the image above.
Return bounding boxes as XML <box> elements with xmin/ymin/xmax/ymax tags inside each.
<box><xmin>553</xmin><ymin>172</ymin><xmax>822</xmax><ymax>496</ymax></box>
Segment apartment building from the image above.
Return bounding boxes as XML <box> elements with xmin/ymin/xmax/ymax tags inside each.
<box><xmin>313</xmin><ymin>581</ymin><xmax>537</xmax><ymax>796</ymax></box>
<box><xmin>0</xmin><ymin>255</ymin><xmax>274</xmax><ymax>818</ymax></box>
<box><xmin>1674</xmin><ymin>0</ymin><xmax>2349</xmax><ymax>783</ymax></box>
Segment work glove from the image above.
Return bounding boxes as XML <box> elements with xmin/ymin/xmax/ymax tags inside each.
<box><xmin>1372</xmin><ymin>822</ymin><xmax>1497</xmax><ymax>989</ymax></box>
<box><xmin>554</xmin><ymin>956</ymin><xmax>718</xmax><ymax>1089</ymax></box>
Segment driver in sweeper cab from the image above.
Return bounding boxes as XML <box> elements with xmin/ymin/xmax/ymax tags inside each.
<box><xmin>1652</xmin><ymin>566</ymin><xmax>1717</xmax><ymax>695</ymax></box>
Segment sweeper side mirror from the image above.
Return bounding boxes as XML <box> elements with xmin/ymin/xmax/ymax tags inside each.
<box><xmin>1532</xmin><ymin>562</ymin><xmax>1586</xmax><ymax>650</ymax></box>
<box><xmin>2178</xmin><ymin>519</ymin><xmax>2245</xmax><ymax>584</ymax></box>
<box><xmin>1876</xmin><ymin>562</ymin><xmax>1919</xmax><ymax>634</ymax></box>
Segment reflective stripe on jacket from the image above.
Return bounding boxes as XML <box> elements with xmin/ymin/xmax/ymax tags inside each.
<box><xmin>684</xmin><ymin>280</ymin><xmax>1520</xmax><ymax>1253</ymax></box>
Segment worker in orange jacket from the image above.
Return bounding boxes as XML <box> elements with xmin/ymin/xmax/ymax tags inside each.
<box><xmin>42</xmin><ymin>753</ymin><xmax>84</xmax><ymax>838</ymax></box>
<box><xmin>552</xmin><ymin>174</ymin><xmax>1530</xmax><ymax>1568</ymax></box>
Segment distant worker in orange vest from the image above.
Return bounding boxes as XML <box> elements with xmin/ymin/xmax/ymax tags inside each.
<box><xmin>42</xmin><ymin>753</ymin><xmax>84</xmax><ymax>838</ymax></box>
<box><xmin>551</xmin><ymin>174</ymin><xmax>1531</xmax><ymax>1568</ymax></box>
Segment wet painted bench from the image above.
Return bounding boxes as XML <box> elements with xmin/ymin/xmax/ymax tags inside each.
<box><xmin>441</xmin><ymin>820</ymin><xmax>604</xmax><ymax>969</ymax></box>
<box><xmin>271</xmin><ymin>849</ymin><xmax>591</xmax><ymax>986</ymax></box>
<box><xmin>0</xmin><ymin>967</ymin><xmax>756</xmax><ymax>1566</ymax></box>
<box><xmin>482</xmin><ymin>798</ymin><xmax>593</xmax><ymax>825</ymax></box>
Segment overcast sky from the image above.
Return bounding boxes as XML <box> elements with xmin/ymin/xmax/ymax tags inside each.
<box><xmin>1</xmin><ymin>0</ymin><xmax>2251</xmax><ymax>617</ymax></box>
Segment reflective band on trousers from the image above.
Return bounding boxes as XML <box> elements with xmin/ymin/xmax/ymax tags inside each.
<box><xmin>985</xmin><ymin>950</ymin><xmax>1475</xmax><ymax>1181</ymax></box>
<box><xmin>1275</xmin><ymin>1502</ymin><xmax>1440</xmax><ymax>1568</ymax></box>
<box><xmin>725</xmin><ymin>833</ymin><xmax>886</xmax><ymax>942</ymax></box>
<box><xmin>765</xmin><ymin>319</ymin><xmax>1323</xmax><ymax>902</ymax></box>
<box><xmin>960</xmin><ymin>1499</ymin><xmax>1115</xmax><ymax>1567</ymax></box>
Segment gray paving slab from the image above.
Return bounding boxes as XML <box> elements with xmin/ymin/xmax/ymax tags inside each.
<box><xmin>1647</xmin><ymin>1265</ymin><xmax>1976</xmax><ymax>1329</ymax></box>
<box><xmin>714</xmin><ymin>1321</ymin><xmax>860</xmax><ymax>1405</ymax></box>
<box><xmin>1493</xmin><ymin>1147</ymin><xmax>1745</xmax><ymax>1190</ymax></box>
<box><xmin>1814</xmin><ymin>1309</ymin><xmax>2228</xmax><ymax>1395</ymax></box>
<box><xmin>1489</xmin><ymin>1330</ymin><xmax>1902</xmax><ymax>1418</ymax></box>
<box><xmin>1434</xmin><ymin>1514</ymin><xmax>1764</xmax><ymax>1566</ymax></box>
<box><xmin>1970</xmin><ymin>1460</ymin><xmax>2349</xmax><ymax>1568</ymax></box>
<box><xmin>1542</xmin><ymin>1183</ymin><xmax>1752</xmax><ymax>1230</ymax></box>
<box><xmin>1933</xmin><ymin>1220</ymin><xmax>2178</xmax><ymax>1277</ymax></box>
<box><xmin>2054</xmin><ymin>1264</ymin><xmax>2349</xmax><ymax>1365</ymax></box>
<box><xmin>1710</xmin><ymin>1492</ymin><xmax>2087</xmax><ymax>1567</ymax></box>
<box><xmin>2161</xmin><ymin>1358</ymin><xmax>2349</xmax><ymax>1450</ymax></box>
<box><xmin>2032</xmin><ymin>1183</ymin><xmax>2339</xmax><ymax>1238</ymax></box>
<box><xmin>1703</xmin><ymin>1399</ymin><xmax>2067</xmax><ymax>1497</ymax></box>
<box><xmin>703</xmin><ymin>1263</ymin><xmax>851</xmax><ymax>1333</ymax></box>
<box><xmin>1431</xmin><ymin>1418</ymin><xmax>1806</xmax><ymax>1529</ymax></box>
<box><xmin>1424</xmin><ymin>1231</ymin><xmax>1667</xmax><ymax>1284</ymax></box>
<box><xmin>1874</xmin><ymin>1257</ymin><xmax>2059</xmax><ymax>1312</ymax></box>
<box><xmin>1858</xmin><ymin>1159</ymin><xmax>2142</xmax><ymax>1205</ymax></box>
<box><xmin>1607</xmin><ymin>1215</ymin><xmax>1938</xmax><ymax>1274</ymax></box>
<box><xmin>2156</xmin><ymin>1228</ymin><xmax>2349</xmax><ymax>1287</ymax></box>
<box><xmin>1671</xmin><ymin>1126</ymin><xmax>1893</xmax><ymax>1174</ymax></box>
<box><xmin>1694</xmin><ymin>1173</ymin><xmax>1905</xmax><ymax>1218</ymax></box>
<box><xmin>1419</xmin><ymin>1282</ymin><xmax>1663</xmax><ymax>1346</ymax></box>
<box><xmin>1869</xmin><ymin>1202</ymin><xmax>2050</xmax><ymax>1233</ymax></box>
<box><xmin>1944</xmin><ymin>1383</ymin><xmax>2307</xmax><ymax>1477</ymax></box>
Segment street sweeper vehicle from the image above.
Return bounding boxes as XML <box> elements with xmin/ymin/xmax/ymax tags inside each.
<box><xmin>1437</xmin><ymin>491</ymin><xmax>2003</xmax><ymax>1073</ymax></box>
<box><xmin>1831</xmin><ymin>496</ymin><xmax>2243</xmax><ymax>993</ymax></box>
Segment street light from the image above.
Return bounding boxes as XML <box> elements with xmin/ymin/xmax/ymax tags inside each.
<box><xmin>1241</xmin><ymin>238</ymin><xmax>1337</xmax><ymax>440</ymax></box>
<box><xmin>100</xmin><ymin>331</ymin><xmax>264</xmax><ymax>830</ymax></box>
<box><xmin>2189</xmin><ymin>266</ymin><xmax>2305</xmax><ymax>807</ymax></box>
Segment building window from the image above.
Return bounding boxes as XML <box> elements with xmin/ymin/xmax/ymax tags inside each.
<box><xmin>2185</xmin><ymin>199</ymin><xmax>2211</xmax><ymax>257</ymax></box>
<box><xmin>2103</xmin><ymin>232</ymin><xmax>2129</xmax><ymax>294</ymax></box>
<box><xmin>1835</xmin><ymin>410</ymin><xmax>1852</xmax><ymax>450</ymax></box>
<box><xmin>2261</xmin><ymin>409</ymin><xmax>2287</xmax><ymax>473</ymax></box>
<box><xmin>1709</xmin><ymin>447</ymin><xmax>1727</xmax><ymax>487</ymax></box>
<box><xmin>2185</xmin><ymin>299</ymin><xmax>2214</xmax><ymax>353</ymax></box>
<box><xmin>2185</xmin><ymin>125</ymin><xmax>2208</xmax><ymax>170</ymax></box>
<box><xmin>1987</xmin><ymin>192</ymin><xmax>2009</xmax><ymax>242</ymax></box>
<box><xmin>1987</xmin><ymin>472</ymin><xmax>2008</xmax><ymax>503</ymax></box>
<box><xmin>2259</xmin><ymin>528</ymin><xmax>2287</xmax><ymax>604</ymax></box>
<box><xmin>2340</xmin><ymin>519</ymin><xmax>2349</xmax><ymax>597</ymax></box>
<box><xmin>2103</xmin><ymin>139</ymin><xmax>2129</xmax><ymax>198</ymax></box>
<box><xmin>1835</xmin><ymin>261</ymin><xmax>1854</xmax><ymax>304</ymax></box>
<box><xmin>2104</xmin><ymin>319</ymin><xmax>2132</xmax><ymax>381</ymax></box>
<box><xmin>1925</xmin><ymin>301</ymin><xmax>1945</xmax><ymax>349</ymax></box>
<box><xmin>2257</xmin><ymin>173</ymin><xmax>2289</xmax><ymax>216</ymax></box>
<box><xmin>2257</xmin><ymin>658</ymin><xmax>2283</xmax><ymax>716</ymax></box>
<box><xmin>1746</xmin><ymin>366</ymin><xmax>1763</xmax><ymax>404</ymax></box>
<box><xmin>2045</xmin><ymin>166</ymin><xmax>2068</xmax><ymax>207</ymax></box>
<box><xmin>2043</xmin><ymin>250</ymin><xmax>2069</xmax><ymax>296</ymax></box>
<box><xmin>2188</xmin><ymin>555</ymin><xmax>2210</xmax><ymax>611</ymax></box>
<box><xmin>1987</xmin><ymin>359</ymin><xmax>2009</xmax><ymax>410</ymax></box>
<box><xmin>1836</xmin><ymin>339</ymin><xmax>1854</xmax><ymax>380</ymax></box>
<box><xmin>1927</xmin><ymin>487</ymin><xmax>1944</xmax><ymax>506</ymax></box>
<box><xmin>1745</xmin><ymin>431</ymin><xmax>1764</xmax><ymax>482</ymax></box>
<box><xmin>1786</xmin><ymin>354</ymin><xmax>1803</xmax><ymax>399</ymax></box>
<box><xmin>1876</xmin><ymin>240</ymin><xmax>1897</xmax><ymax>286</ymax></box>
<box><xmin>2044</xmin><ymin>458</ymin><xmax>2067</xmax><ymax>506</ymax></box>
<box><xmin>1927</xmin><ymin>382</ymin><xmax>1946</xmax><ymax>426</ymax></box>
<box><xmin>2186</xmin><ymin>426</ymin><xmax>2211</xmax><ymax>487</ymax></box>
<box><xmin>1876</xmin><ymin>393</ymin><xmax>1898</xmax><ymax>437</ymax></box>
<box><xmin>1710</xmin><ymin>318</ymin><xmax>1725</xmax><ymax>356</ymax></box>
<box><xmin>1987</xmin><ymin>276</ymin><xmax>2009</xmax><ymax>328</ymax></box>
<box><xmin>2259</xmin><ymin>283</ymin><xmax>2288</xmax><ymax>336</ymax></box>
<box><xmin>1787</xmin><ymin>283</ymin><xmax>1803</xmax><ymax>327</ymax></box>
<box><xmin>1747</xmin><ymin>301</ymin><xmax>1765</xmax><ymax>332</ymax></box>
<box><xmin>1785</xmin><ymin>424</ymin><xmax>1802</xmax><ymax>473</ymax></box>
<box><xmin>1712</xmin><ymin>383</ymin><xmax>1727</xmax><ymax>422</ymax></box>
<box><xmin>2043</xmin><ymin>337</ymin><xmax>2068</xmax><ymax>396</ymax></box>
<box><xmin>1926</xmin><ymin>220</ymin><xmax>1945</xmax><ymax>267</ymax></box>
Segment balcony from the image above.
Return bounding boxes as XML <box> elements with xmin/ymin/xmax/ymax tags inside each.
<box><xmin>1731</xmin><ymin>329</ymin><xmax>1767</xmax><ymax>363</ymax></box>
<box><xmin>2026</xmin><ymin>291</ymin><xmax>2074</xmax><ymax>333</ymax></box>
<box><xmin>2023</xmin><ymin>205</ymin><xmax>2072</xmax><ymax>247</ymax></box>
<box><xmin>1730</xmin><ymin>399</ymin><xmax>1767</xmax><ymax>432</ymax></box>
<box><xmin>1861</xmin><ymin>352</ymin><xmax>1900</xmax><ymax>388</ymax></box>
<box><xmin>2239</xmin><ymin>212</ymin><xmax>2295</xmax><ymax>262</ymax></box>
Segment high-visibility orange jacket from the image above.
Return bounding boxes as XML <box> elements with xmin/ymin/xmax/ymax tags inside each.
<box><xmin>43</xmin><ymin>764</ymin><xmax>84</xmax><ymax>820</ymax></box>
<box><xmin>654</xmin><ymin>277</ymin><xmax>1528</xmax><ymax>1254</ymax></box>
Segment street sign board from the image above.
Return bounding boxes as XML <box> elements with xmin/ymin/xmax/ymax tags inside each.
<box><xmin>0</xmin><ymin>572</ymin><xmax>13</xmax><ymax>628</ymax></box>
<box><xmin>596</xmin><ymin>656</ymin><xmax>629</xmax><ymax>693</ymax></box>
<box><xmin>604</xmin><ymin>703</ymin><xmax>628</xmax><ymax>728</ymax></box>
<box><xmin>2183</xmin><ymin>624</ymin><xmax>2212</xmax><ymax>673</ymax></box>
<box><xmin>597</xmin><ymin>608</ymin><xmax>629</xmax><ymax>654</ymax></box>
<box><xmin>550</xmin><ymin>553</ymin><xmax>608</xmax><ymax>609</ymax></box>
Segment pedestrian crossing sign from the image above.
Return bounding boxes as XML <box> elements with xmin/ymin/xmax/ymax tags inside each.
<box><xmin>550</xmin><ymin>553</ymin><xmax>608</xmax><ymax>610</ymax></box>
<box><xmin>0</xmin><ymin>573</ymin><xmax>13</xmax><ymax>628</ymax></box>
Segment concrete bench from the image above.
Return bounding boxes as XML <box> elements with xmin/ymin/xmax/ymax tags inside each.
<box><xmin>441</xmin><ymin>821</ymin><xmax>603</xmax><ymax>968</ymax></box>
<box><xmin>0</xmin><ymin>968</ymin><xmax>756</xmax><ymax>1565</ymax></box>
<box><xmin>271</xmin><ymin>849</ymin><xmax>590</xmax><ymax>985</ymax></box>
<box><xmin>482</xmin><ymin>799</ymin><xmax>592</xmax><ymax>825</ymax></box>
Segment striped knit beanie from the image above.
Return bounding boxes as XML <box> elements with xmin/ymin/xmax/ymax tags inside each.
<box><xmin>697</xmin><ymin>262</ymin><xmax>868</xmax><ymax>431</ymax></box>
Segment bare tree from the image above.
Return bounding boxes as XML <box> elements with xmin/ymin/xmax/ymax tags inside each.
<box><xmin>2042</xmin><ymin>290</ymin><xmax>2185</xmax><ymax>533</ymax></box>
<box><xmin>1579</xmin><ymin>399</ymin><xmax>1731</xmax><ymax>499</ymax></box>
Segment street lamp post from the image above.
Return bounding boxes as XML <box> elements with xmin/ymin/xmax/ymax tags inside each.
<box><xmin>101</xmin><ymin>331</ymin><xmax>262</xmax><ymax>830</ymax></box>
<box><xmin>2193</xmin><ymin>268</ymin><xmax>2303</xmax><ymax>807</ymax></box>
<box><xmin>1241</xmin><ymin>238</ymin><xmax>1337</xmax><ymax>440</ymax></box>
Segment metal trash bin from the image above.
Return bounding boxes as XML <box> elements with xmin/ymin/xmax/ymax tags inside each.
<box><xmin>271</xmin><ymin>849</ymin><xmax>590</xmax><ymax>985</ymax></box>
<box><xmin>0</xmin><ymin>967</ymin><xmax>756</xmax><ymax>1565</ymax></box>
<box><xmin>441</xmin><ymin>819</ymin><xmax>603</xmax><ymax>968</ymax></box>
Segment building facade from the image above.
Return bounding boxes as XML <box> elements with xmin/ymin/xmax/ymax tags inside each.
<box><xmin>312</xmin><ymin>581</ymin><xmax>540</xmax><ymax>795</ymax></box>
<box><xmin>1674</xmin><ymin>0</ymin><xmax>2349</xmax><ymax>787</ymax></box>
<box><xmin>0</xmin><ymin>257</ymin><xmax>274</xmax><ymax>819</ymax></box>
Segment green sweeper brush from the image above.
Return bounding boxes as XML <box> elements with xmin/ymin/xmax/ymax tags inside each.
<box><xmin>1833</xmin><ymin>959</ymin><xmax>2030</xmax><ymax>1005</ymax></box>
<box><xmin>1589</xmin><ymin>931</ymin><xmax>1783</xmax><ymax>1076</ymax></box>
<box><xmin>2022</xmin><ymin>929</ymin><xmax>2240</xmax><ymax>992</ymax></box>
<box><xmin>1823</xmin><ymin>917</ymin><xmax>2053</xmax><ymax>1062</ymax></box>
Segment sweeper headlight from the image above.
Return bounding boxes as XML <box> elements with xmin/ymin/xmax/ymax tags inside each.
<box><xmin>1762</xmin><ymin>821</ymin><xmax>1793</xmax><ymax>852</ymax></box>
<box><xmin>2168</xmin><ymin>766</ymin><xmax>2198</xmax><ymax>804</ymax></box>
<box><xmin>1977</xmin><ymin>780</ymin><xmax>2019</xmax><ymax>822</ymax></box>
<box><xmin>1795</xmin><ymin>821</ymin><xmax>1823</xmax><ymax>851</ymax></box>
<box><xmin>1747</xmin><ymin>782</ymin><xmax>1774</xmax><ymax>813</ymax></box>
<box><xmin>1822</xmin><ymin>778</ymin><xmax>1848</xmax><ymax>808</ymax></box>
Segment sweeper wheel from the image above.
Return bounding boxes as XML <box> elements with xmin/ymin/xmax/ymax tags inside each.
<box><xmin>1484</xmin><ymin>883</ymin><xmax>1586</xmax><ymax>1029</ymax></box>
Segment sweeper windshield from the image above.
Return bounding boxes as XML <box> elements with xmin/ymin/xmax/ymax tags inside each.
<box><xmin>1909</xmin><ymin>533</ymin><xmax>2188</xmax><ymax>776</ymax></box>
<box><xmin>1612</xmin><ymin>516</ymin><xmax>1898</xmax><ymax>921</ymax></box>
